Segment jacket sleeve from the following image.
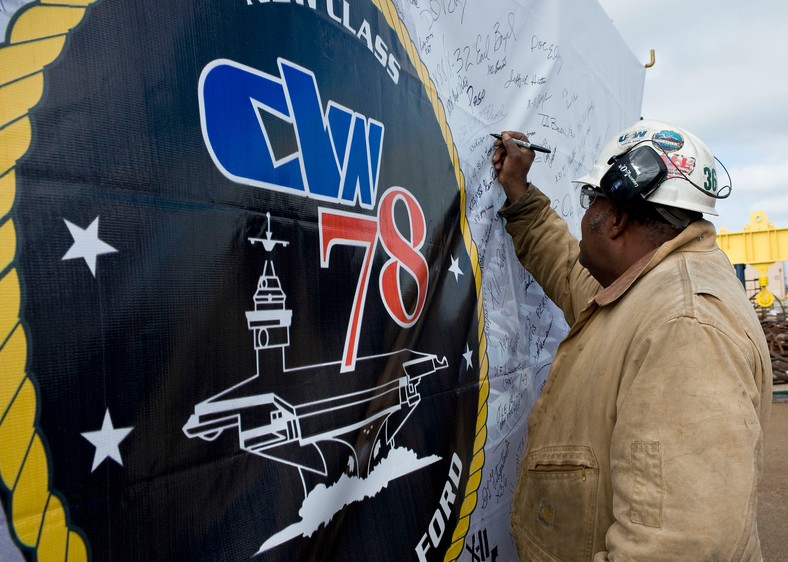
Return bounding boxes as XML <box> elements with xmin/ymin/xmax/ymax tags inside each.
<box><xmin>595</xmin><ymin>315</ymin><xmax>765</xmax><ymax>561</ymax></box>
<box><xmin>498</xmin><ymin>185</ymin><xmax>599</xmax><ymax>326</ymax></box>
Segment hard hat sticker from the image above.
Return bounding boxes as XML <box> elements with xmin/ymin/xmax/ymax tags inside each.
<box><xmin>617</xmin><ymin>129</ymin><xmax>649</xmax><ymax>146</ymax></box>
<box><xmin>653</xmin><ymin>130</ymin><xmax>684</xmax><ymax>152</ymax></box>
<box><xmin>661</xmin><ymin>153</ymin><xmax>697</xmax><ymax>179</ymax></box>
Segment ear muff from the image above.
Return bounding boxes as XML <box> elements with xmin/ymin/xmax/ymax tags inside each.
<box><xmin>599</xmin><ymin>145</ymin><xmax>667</xmax><ymax>207</ymax></box>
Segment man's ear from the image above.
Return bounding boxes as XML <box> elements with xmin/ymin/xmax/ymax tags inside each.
<box><xmin>609</xmin><ymin>208</ymin><xmax>629</xmax><ymax>240</ymax></box>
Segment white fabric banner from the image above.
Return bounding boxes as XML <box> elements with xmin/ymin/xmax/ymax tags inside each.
<box><xmin>394</xmin><ymin>2</ymin><xmax>644</xmax><ymax>558</ymax></box>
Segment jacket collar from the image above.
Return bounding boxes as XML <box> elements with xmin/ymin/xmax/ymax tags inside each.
<box><xmin>594</xmin><ymin>219</ymin><xmax>717</xmax><ymax>307</ymax></box>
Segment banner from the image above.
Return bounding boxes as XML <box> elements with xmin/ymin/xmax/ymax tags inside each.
<box><xmin>0</xmin><ymin>1</ymin><xmax>643</xmax><ymax>560</ymax></box>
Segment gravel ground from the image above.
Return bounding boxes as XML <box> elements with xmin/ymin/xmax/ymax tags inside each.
<box><xmin>759</xmin><ymin>394</ymin><xmax>788</xmax><ymax>561</ymax></box>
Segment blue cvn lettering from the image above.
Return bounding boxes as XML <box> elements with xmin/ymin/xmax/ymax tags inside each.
<box><xmin>200</xmin><ymin>60</ymin><xmax>305</xmax><ymax>193</ymax></box>
<box><xmin>200</xmin><ymin>58</ymin><xmax>384</xmax><ymax>208</ymax></box>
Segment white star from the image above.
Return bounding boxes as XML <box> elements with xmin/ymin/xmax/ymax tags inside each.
<box><xmin>63</xmin><ymin>217</ymin><xmax>118</xmax><ymax>276</ymax></box>
<box><xmin>81</xmin><ymin>409</ymin><xmax>133</xmax><ymax>472</ymax></box>
<box><xmin>448</xmin><ymin>255</ymin><xmax>463</xmax><ymax>281</ymax></box>
<box><xmin>463</xmin><ymin>344</ymin><xmax>473</xmax><ymax>371</ymax></box>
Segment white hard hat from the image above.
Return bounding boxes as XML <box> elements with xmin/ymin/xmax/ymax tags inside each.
<box><xmin>573</xmin><ymin>119</ymin><xmax>720</xmax><ymax>215</ymax></box>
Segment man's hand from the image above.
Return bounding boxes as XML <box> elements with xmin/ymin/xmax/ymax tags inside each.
<box><xmin>492</xmin><ymin>131</ymin><xmax>535</xmax><ymax>202</ymax></box>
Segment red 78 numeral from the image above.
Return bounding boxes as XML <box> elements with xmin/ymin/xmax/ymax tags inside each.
<box><xmin>319</xmin><ymin>187</ymin><xmax>429</xmax><ymax>372</ymax></box>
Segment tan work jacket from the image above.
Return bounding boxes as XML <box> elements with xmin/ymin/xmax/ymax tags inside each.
<box><xmin>500</xmin><ymin>186</ymin><xmax>772</xmax><ymax>561</ymax></box>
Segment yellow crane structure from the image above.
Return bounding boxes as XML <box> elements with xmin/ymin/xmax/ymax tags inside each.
<box><xmin>718</xmin><ymin>211</ymin><xmax>788</xmax><ymax>308</ymax></box>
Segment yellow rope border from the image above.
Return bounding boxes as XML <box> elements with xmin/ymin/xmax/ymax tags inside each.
<box><xmin>0</xmin><ymin>1</ymin><xmax>98</xmax><ymax>560</ymax></box>
<box><xmin>0</xmin><ymin>1</ymin><xmax>486</xmax><ymax>560</ymax></box>
<box><xmin>370</xmin><ymin>3</ymin><xmax>488</xmax><ymax>560</ymax></box>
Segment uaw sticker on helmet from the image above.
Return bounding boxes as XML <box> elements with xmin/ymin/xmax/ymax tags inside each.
<box><xmin>653</xmin><ymin>130</ymin><xmax>685</xmax><ymax>152</ymax></box>
<box><xmin>0</xmin><ymin>0</ymin><xmax>487</xmax><ymax>561</ymax></box>
<box><xmin>618</xmin><ymin>130</ymin><xmax>649</xmax><ymax>146</ymax></box>
<box><xmin>662</xmin><ymin>154</ymin><xmax>697</xmax><ymax>179</ymax></box>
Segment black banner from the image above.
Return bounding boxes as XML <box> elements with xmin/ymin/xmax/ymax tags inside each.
<box><xmin>1</xmin><ymin>0</ymin><xmax>486</xmax><ymax>560</ymax></box>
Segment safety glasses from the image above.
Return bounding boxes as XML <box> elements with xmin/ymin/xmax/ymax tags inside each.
<box><xmin>579</xmin><ymin>186</ymin><xmax>606</xmax><ymax>209</ymax></box>
<box><xmin>600</xmin><ymin>145</ymin><xmax>668</xmax><ymax>208</ymax></box>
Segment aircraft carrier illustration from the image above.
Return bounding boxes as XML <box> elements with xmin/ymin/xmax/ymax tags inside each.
<box><xmin>183</xmin><ymin>212</ymin><xmax>448</xmax><ymax>495</ymax></box>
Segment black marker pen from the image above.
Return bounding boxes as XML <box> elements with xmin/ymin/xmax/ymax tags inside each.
<box><xmin>490</xmin><ymin>133</ymin><xmax>551</xmax><ymax>154</ymax></box>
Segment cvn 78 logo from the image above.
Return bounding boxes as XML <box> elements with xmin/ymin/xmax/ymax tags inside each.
<box><xmin>199</xmin><ymin>58</ymin><xmax>429</xmax><ymax>373</ymax></box>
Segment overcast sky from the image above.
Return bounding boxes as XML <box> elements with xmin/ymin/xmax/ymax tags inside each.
<box><xmin>597</xmin><ymin>0</ymin><xmax>788</xmax><ymax>233</ymax></box>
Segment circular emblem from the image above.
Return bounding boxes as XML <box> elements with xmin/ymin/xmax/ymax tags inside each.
<box><xmin>2</xmin><ymin>1</ymin><xmax>486</xmax><ymax>560</ymax></box>
<box><xmin>653</xmin><ymin>130</ymin><xmax>684</xmax><ymax>152</ymax></box>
